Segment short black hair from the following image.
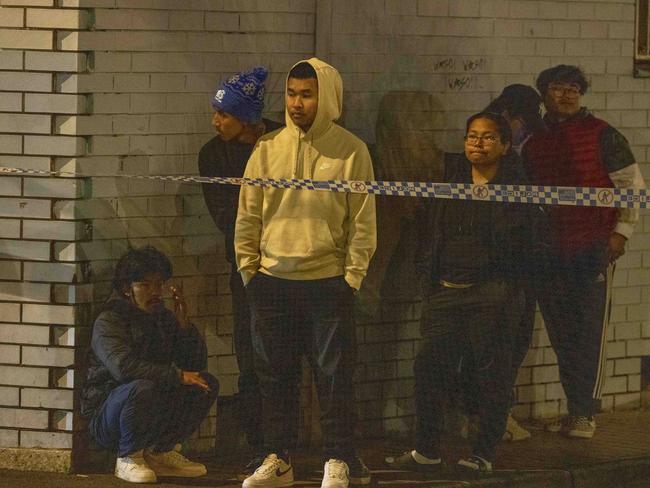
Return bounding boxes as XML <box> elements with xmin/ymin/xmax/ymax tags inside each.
<box><xmin>112</xmin><ymin>246</ymin><xmax>172</xmax><ymax>291</ymax></box>
<box><xmin>466</xmin><ymin>111</ymin><xmax>513</xmax><ymax>146</ymax></box>
<box><xmin>288</xmin><ymin>62</ymin><xmax>317</xmax><ymax>80</ymax></box>
<box><xmin>536</xmin><ymin>64</ymin><xmax>588</xmax><ymax>96</ymax></box>
<box><xmin>484</xmin><ymin>84</ymin><xmax>543</xmax><ymax>131</ymax></box>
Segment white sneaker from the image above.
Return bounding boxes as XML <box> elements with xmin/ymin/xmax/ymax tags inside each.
<box><xmin>502</xmin><ymin>413</ymin><xmax>531</xmax><ymax>441</ymax></box>
<box><xmin>144</xmin><ymin>445</ymin><xmax>207</xmax><ymax>478</ymax></box>
<box><xmin>115</xmin><ymin>450</ymin><xmax>157</xmax><ymax>483</ymax></box>
<box><xmin>568</xmin><ymin>416</ymin><xmax>596</xmax><ymax>439</ymax></box>
<box><xmin>243</xmin><ymin>453</ymin><xmax>294</xmax><ymax>488</ymax></box>
<box><xmin>321</xmin><ymin>459</ymin><xmax>349</xmax><ymax>488</ymax></box>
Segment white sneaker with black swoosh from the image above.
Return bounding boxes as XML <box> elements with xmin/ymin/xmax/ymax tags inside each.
<box><xmin>321</xmin><ymin>459</ymin><xmax>349</xmax><ymax>488</ymax></box>
<box><xmin>242</xmin><ymin>453</ymin><xmax>294</xmax><ymax>488</ymax></box>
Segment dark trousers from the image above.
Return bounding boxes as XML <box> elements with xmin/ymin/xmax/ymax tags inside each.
<box><xmin>246</xmin><ymin>273</ymin><xmax>357</xmax><ymax>462</ymax></box>
<box><xmin>537</xmin><ymin>246</ymin><xmax>612</xmax><ymax>417</ymax></box>
<box><xmin>415</xmin><ymin>280</ymin><xmax>518</xmax><ymax>462</ymax></box>
<box><xmin>463</xmin><ymin>284</ymin><xmax>534</xmax><ymax>413</ymax></box>
<box><xmin>230</xmin><ymin>263</ymin><xmax>263</xmax><ymax>450</ymax></box>
<box><xmin>89</xmin><ymin>374</ymin><xmax>219</xmax><ymax>457</ymax></box>
<box><xmin>511</xmin><ymin>286</ymin><xmax>536</xmax><ymax>397</ymax></box>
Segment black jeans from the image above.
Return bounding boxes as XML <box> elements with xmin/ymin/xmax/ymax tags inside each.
<box><xmin>246</xmin><ymin>273</ymin><xmax>357</xmax><ymax>461</ymax></box>
<box><xmin>537</xmin><ymin>246</ymin><xmax>612</xmax><ymax>417</ymax></box>
<box><xmin>89</xmin><ymin>374</ymin><xmax>219</xmax><ymax>457</ymax></box>
<box><xmin>230</xmin><ymin>263</ymin><xmax>263</xmax><ymax>450</ymax></box>
<box><xmin>415</xmin><ymin>280</ymin><xmax>519</xmax><ymax>462</ymax></box>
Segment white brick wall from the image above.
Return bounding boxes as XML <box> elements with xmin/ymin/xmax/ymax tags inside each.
<box><xmin>325</xmin><ymin>0</ymin><xmax>650</xmax><ymax>433</ymax></box>
<box><xmin>3</xmin><ymin>0</ymin><xmax>650</xmax><ymax>465</ymax></box>
<box><xmin>0</xmin><ymin>0</ymin><xmax>317</xmax><ymax>461</ymax></box>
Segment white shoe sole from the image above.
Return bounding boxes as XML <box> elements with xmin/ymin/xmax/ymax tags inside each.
<box><xmin>115</xmin><ymin>470</ymin><xmax>157</xmax><ymax>483</ymax></box>
<box><xmin>242</xmin><ymin>475</ymin><xmax>295</xmax><ymax>488</ymax></box>
<box><xmin>567</xmin><ymin>430</ymin><xmax>595</xmax><ymax>439</ymax></box>
<box><xmin>148</xmin><ymin>466</ymin><xmax>207</xmax><ymax>477</ymax></box>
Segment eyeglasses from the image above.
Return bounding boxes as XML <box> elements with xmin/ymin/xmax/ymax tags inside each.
<box><xmin>548</xmin><ymin>84</ymin><xmax>581</xmax><ymax>98</ymax></box>
<box><xmin>464</xmin><ymin>134</ymin><xmax>499</xmax><ymax>145</ymax></box>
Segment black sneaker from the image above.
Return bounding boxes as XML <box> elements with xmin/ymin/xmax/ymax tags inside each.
<box><xmin>236</xmin><ymin>455</ymin><xmax>265</xmax><ymax>482</ymax></box>
<box><xmin>457</xmin><ymin>455</ymin><xmax>492</xmax><ymax>475</ymax></box>
<box><xmin>385</xmin><ymin>450</ymin><xmax>444</xmax><ymax>473</ymax></box>
<box><xmin>348</xmin><ymin>456</ymin><xmax>371</xmax><ymax>485</ymax></box>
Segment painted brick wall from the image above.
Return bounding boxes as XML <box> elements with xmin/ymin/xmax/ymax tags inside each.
<box><xmin>0</xmin><ymin>0</ymin><xmax>317</xmax><ymax>468</ymax></box>
<box><xmin>0</xmin><ymin>0</ymin><xmax>90</xmax><ymax>468</ymax></box>
<box><xmin>58</xmin><ymin>0</ymin><xmax>316</xmax><ymax>456</ymax></box>
<box><xmin>326</xmin><ymin>0</ymin><xmax>650</xmax><ymax>434</ymax></box>
<box><xmin>2</xmin><ymin>0</ymin><xmax>650</xmax><ymax>469</ymax></box>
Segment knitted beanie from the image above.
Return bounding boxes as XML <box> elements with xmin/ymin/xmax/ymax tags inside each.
<box><xmin>211</xmin><ymin>66</ymin><xmax>268</xmax><ymax>124</ymax></box>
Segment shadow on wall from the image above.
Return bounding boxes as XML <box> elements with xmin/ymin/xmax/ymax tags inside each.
<box><xmin>359</xmin><ymin>91</ymin><xmax>446</xmax><ymax>319</ymax></box>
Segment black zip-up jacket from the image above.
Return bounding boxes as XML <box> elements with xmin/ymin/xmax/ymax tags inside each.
<box><xmin>80</xmin><ymin>295</ymin><xmax>207</xmax><ymax>419</ymax></box>
<box><xmin>198</xmin><ymin>118</ymin><xmax>283</xmax><ymax>264</ymax></box>
<box><xmin>414</xmin><ymin>152</ymin><xmax>544</xmax><ymax>295</ymax></box>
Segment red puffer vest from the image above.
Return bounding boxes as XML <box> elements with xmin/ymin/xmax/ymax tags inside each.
<box><xmin>523</xmin><ymin>114</ymin><xmax>617</xmax><ymax>256</ymax></box>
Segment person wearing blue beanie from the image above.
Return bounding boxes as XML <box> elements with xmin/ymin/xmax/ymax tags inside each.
<box><xmin>199</xmin><ymin>66</ymin><xmax>283</xmax><ymax>479</ymax></box>
<box><xmin>212</xmin><ymin>66</ymin><xmax>268</xmax><ymax>128</ymax></box>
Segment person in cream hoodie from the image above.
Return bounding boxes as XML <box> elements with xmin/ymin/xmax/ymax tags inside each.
<box><xmin>235</xmin><ymin>58</ymin><xmax>376</xmax><ymax>488</ymax></box>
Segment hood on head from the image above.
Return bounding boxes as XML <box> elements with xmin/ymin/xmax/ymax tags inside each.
<box><xmin>285</xmin><ymin>57</ymin><xmax>343</xmax><ymax>137</ymax></box>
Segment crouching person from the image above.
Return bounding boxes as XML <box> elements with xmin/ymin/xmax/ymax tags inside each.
<box><xmin>81</xmin><ymin>246</ymin><xmax>219</xmax><ymax>483</ymax></box>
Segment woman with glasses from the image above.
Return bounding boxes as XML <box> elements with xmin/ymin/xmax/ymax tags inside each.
<box><xmin>458</xmin><ymin>85</ymin><xmax>546</xmax><ymax>443</ymax></box>
<box><xmin>385</xmin><ymin>112</ymin><xmax>535</xmax><ymax>475</ymax></box>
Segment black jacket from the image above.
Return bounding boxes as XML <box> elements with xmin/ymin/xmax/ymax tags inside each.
<box><xmin>414</xmin><ymin>152</ymin><xmax>544</xmax><ymax>295</ymax></box>
<box><xmin>198</xmin><ymin>118</ymin><xmax>283</xmax><ymax>263</ymax></box>
<box><xmin>80</xmin><ymin>295</ymin><xmax>208</xmax><ymax>419</ymax></box>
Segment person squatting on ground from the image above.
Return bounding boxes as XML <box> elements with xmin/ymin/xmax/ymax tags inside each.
<box><xmin>386</xmin><ymin>112</ymin><xmax>538</xmax><ymax>475</ymax></box>
<box><xmin>234</xmin><ymin>58</ymin><xmax>377</xmax><ymax>488</ymax></box>
<box><xmin>198</xmin><ymin>66</ymin><xmax>283</xmax><ymax>475</ymax></box>
<box><xmin>459</xmin><ymin>84</ymin><xmax>545</xmax><ymax>442</ymax></box>
<box><xmin>522</xmin><ymin>65</ymin><xmax>646</xmax><ymax>439</ymax></box>
<box><xmin>80</xmin><ymin>246</ymin><xmax>219</xmax><ymax>484</ymax></box>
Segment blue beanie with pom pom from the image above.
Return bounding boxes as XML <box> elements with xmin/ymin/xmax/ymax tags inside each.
<box><xmin>211</xmin><ymin>66</ymin><xmax>268</xmax><ymax>124</ymax></box>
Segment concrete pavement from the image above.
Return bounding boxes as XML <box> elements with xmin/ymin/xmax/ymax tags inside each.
<box><xmin>2</xmin><ymin>410</ymin><xmax>650</xmax><ymax>488</ymax></box>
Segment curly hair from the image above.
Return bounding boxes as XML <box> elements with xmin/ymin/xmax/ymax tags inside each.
<box><xmin>112</xmin><ymin>246</ymin><xmax>172</xmax><ymax>292</ymax></box>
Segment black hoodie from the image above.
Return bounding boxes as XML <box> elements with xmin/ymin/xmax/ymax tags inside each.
<box><xmin>414</xmin><ymin>152</ymin><xmax>543</xmax><ymax>295</ymax></box>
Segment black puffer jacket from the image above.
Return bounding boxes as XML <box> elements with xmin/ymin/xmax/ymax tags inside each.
<box><xmin>80</xmin><ymin>294</ymin><xmax>208</xmax><ymax>419</ymax></box>
<box><xmin>414</xmin><ymin>152</ymin><xmax>545</xmax><ymax>295</ymax></box>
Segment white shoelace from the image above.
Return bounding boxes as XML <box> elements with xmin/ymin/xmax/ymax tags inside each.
<box><xmin>325</xmin><ymin>459</ymin><xmax>348</xmax><ymax>480</ymax></box>
<box><xmin>257</xmin><ymin>454</ymin><xmax>283</xmax><ymax>475</ymax></box>
<box><xmin>122</xmin><ymin>454</ymin><xmax>148</xmax><ymax>470</ymax></box>
<box><xmin>160</xmin><ymin>450</ymin><xmax>191</xmax><ymax>466</ymax></box>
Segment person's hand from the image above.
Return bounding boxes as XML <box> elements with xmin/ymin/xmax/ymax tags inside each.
<box><xmin>181</xmin><ymin>371</ymin><xmax>211</xmax><ymax>392</ymax></box>
<box><xmin>169</xmin><ymin>284</ymin><xmax>190</xmax><ymax>330</ymax></box>
<box><xmin>607</xmin><ymin>232</ymin><xmax>627</xmax><ymax>264</ymax></box>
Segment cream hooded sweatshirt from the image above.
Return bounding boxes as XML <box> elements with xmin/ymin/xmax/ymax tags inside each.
<box><xmin>234</xmin><ymin>58</ymin><xmax>377</xmax><ymax>290</ymax></box>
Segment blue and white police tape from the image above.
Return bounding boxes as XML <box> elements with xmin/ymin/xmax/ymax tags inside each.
<box><xmin>0</xmin><ymin>165</ymin><xmax>647</xmax><ymax>209</ymax></box>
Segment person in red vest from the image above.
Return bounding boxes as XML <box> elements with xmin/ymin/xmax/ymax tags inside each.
<box><xmin>522</xmin><ymin>65</ymin><xmax>645</xmax><ymax>439</ymax></box>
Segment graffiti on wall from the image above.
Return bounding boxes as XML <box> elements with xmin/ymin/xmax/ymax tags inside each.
<box><xmin>433</xmin><ymin>57</ymin><xmax>489</xmax><ymax>91</ymax></box>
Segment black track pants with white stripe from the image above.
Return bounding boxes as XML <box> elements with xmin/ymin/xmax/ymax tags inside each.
<box><xmin>537</xmin><ymin>244</ymin><xmax>613</xmax><ymax>417</ymax></box>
